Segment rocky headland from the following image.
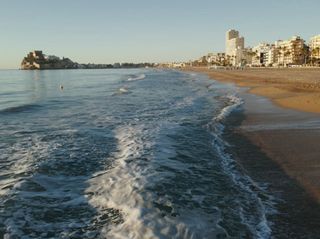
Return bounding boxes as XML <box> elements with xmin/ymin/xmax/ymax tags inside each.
<box><xmin>21</xmin><ymin>50</ymin><xmax>155</xmax><ymax>70</ymax></box>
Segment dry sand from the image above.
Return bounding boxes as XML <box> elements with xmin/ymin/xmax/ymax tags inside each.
<box><xmin>187</xmin><ymin>67</ymin><xmax>320</xmax><ymax>113</ymax></box>
<box><xmin>186</xmin><ymin>67</ymin><xmax>320</xmax><ymax>203</ymax></box>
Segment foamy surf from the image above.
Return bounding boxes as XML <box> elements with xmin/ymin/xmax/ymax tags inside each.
<box><xmin>111</xmin><ymin>86</ymin><xmax>130</xmax><ymax>96</ymax></box>
<box><xmin>127</xmin><ymin>74</ymin><xmax>146</xmax><ymax>81</ymax></box>
<box><xmin>1</xmin><ymin>69</ymin><xmax>282</xmax><ymax>238</ymax></box>
<box><xmin>118</xmin><ymin>87</ymin><xmax>130</xmax><ymax>94</ymax></box>
<box><xmin>0</xmin><ymin>135</ymin><xmax>50</xmax><ymax>196</ymax></box>
<box><xmin>207</xmin><ymin>94</ymin><xmax>276</xmax><ymax>239</ymax></box>
<box><xmin>87</xmin><ymin>123</ymin><xmax>228</xmax><ymax>239</ymax></box>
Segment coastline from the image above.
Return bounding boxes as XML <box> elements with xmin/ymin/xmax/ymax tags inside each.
<box><xmin>185</xmin><ymin>68</ymin><xmax>320</xmax><ymax>209</ymax></box>
<box><xmin>190</xmin><ymin>67</ymin><xmax>320</xmax><ymax>236</ymax></box>
<box><xmin>223</xmin><ymin>109</ymin><xmax>320</xmax><ymax>237</ymax></box>
<box><xmin>185</xmin><ymin>67</ymin><xmax>320</xmax><ymax>114</ymax></box>
<box><xmin>186</xmin><ymin>68</ymin><xmax>320</xmax><ymax>204</ymax></box>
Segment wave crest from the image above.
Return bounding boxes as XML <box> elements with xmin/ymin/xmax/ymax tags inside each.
<box><xmin>127</xmin><ymin>74</ymin><xmax>146</xmax><ymax>81</ymax></box>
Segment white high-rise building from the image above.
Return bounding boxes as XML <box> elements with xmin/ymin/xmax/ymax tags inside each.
<box><xmin>252</xmin><ymin>43</ymin><xmax>276</xmax><ymax>66</ymax></box>
<box><xmin>275</xmin><ymin>36</ymin><xmax>305</xmax><ymax>66</ymax></box>
<box><xmin>310</xmin><ymin>34</ymin><xmax>320</xmax><ymax>61</ymax></box>
<box><xmin>225</xmin><ymin>29</ymin><xmax>245</xmax><ymax>66</ymax></box>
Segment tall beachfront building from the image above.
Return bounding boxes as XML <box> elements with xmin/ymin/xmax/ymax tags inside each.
<box><xmin>310</xmin><ymin>35</ymin><xmax>320</xmax><ymax>61</ymax></box>
<box><xmin>251</xmin><ymin>43</ymin><xmax>278</xmax><ymax>66</ymax></box>
<box><xmin>275</xmin><ymin>36</ymin><xmax>305</xmax><ymax>66</ymax></box>
<box><xmin>225</xmin><ymin>29</ymin><xmax>245</xmax><ymax>66</ymax></box>
<box><xmin>226</xmin><ymin>30</ymin><xmax>244</xmax><ymax>56</ymax></box>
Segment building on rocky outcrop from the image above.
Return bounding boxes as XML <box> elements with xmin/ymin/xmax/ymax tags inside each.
<box><xmin>21</xmin><ymin>50</ymin><xmax>78</xmax><ymax>70</ymax></box>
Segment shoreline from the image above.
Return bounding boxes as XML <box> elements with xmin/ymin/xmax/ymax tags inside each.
<box><xmin>184</xmin><ymin>67</ymin><xmax>320</xmax><ymax>204</ymax></box>
<box><xmin>185</xmin><ymin>67</ymin><xmax>320</xmax><ymax>114</ymax></box>
<box><xmin>203</xmin><ymin>67</ymin><xmax>320</xmax><ymax>236</ymax></box>
<box><xmin>224</xmin><ymin>110</ymin><xmax>320</xmax><ymax>237</ymax></box>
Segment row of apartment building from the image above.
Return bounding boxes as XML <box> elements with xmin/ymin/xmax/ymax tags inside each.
<box><xmin>250</xmin><ymin>36</ymin><xmax>308</xmax><ymax>66</ymax></box>
<box><xmin>205</xmin><ymin>30</ymin><xmax>320</xmax><ymax>67</ymax></box>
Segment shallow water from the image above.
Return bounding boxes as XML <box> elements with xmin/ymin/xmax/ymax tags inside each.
<box><xmin>0</xmin><ymin>69</ymin><xmax>274</xmax><ymax>238</ymax></box>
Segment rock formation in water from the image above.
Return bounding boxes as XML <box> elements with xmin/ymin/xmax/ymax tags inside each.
<box><xmin>21</xmin><ymin>50</ymin><xmax>157</xmax><ymax>70</ymax></box>
<box><xmin>21</xmin><ymin>50</ymin><xmax>78</xmax><ymax>70</ymax></box>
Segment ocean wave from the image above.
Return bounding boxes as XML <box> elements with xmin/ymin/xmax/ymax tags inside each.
<box><xmin>127</xmin><ymin>74</ymin><xmax>146</xmax><ymax>81</ymax></box>
<box><xmin>214</xmin><ymin>95</ymin><xmax>243</xmax><ymax>123</ymax></box>
<box><xmin>0</xmin><ymin>103</ymin><xmax>42</xmax><ymax>114</ymax></box>
<box><xmin>0</xmin><ymin>130</ymin><xmax>108</xmax><ymax>238</ymax></box>
<box><xmin>0</xmin><ymin>69</ymin><xmax>281</xmax><ymax>238</ymax></box>
<box><xmin>112</xmin><ymin>86</ymin><xmax>130</xmax><ymax>96</ymax></box>
<box><xmin>86</xmin><ymin>124</ymin><xmax>226</xmax><ymax>239</ymax></box>
<box><xmin>0</xmin><ymin>135</ymin><xmax>50</xmax><ymax>195</ymax></box>
<box><xmin>171</xmin><ymin>96</ymin><xmax>196</xmax><ymax>109</ymax></box>
<box><xmin>207</xmin><ymin>94</ymin><xmax>277</xmax><ymax>239</ymax></box>
<box><xmin>86</xmin><ymin>125</ymin><xmax>154</xmax><ymax>238</ymax></box>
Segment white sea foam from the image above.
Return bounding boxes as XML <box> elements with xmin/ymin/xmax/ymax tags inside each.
<box><xmin>86</xmin><ymin>125</ymin><xmax>154</xmax><ymax>238</ymax></box>
<box><xmin>207</xmin><ymin>94</ymin><xmax>277</xmax><ymax>239</ymax></box>
<box><xmin>3</xmin><ymin>173</ymin><xmax>92</xmax><ymax>238</ymax></box>
<box><xmin>118</xmin><ymin>86</ymin><xmax>130</xmax><ymax>94</ymax></box>
<box><xmin>0</xmin><ymin>135</ymin><xmax>50</xmax><ymax>196</ymax></box>
<box><xmin>111</xmin><ymin>86</ymin><xmax>130</xmax><ymax>96</ymax></box>
<box><xmin>127</xmin><ymin>74</ymin><xmax>146</xmax><ymax>81</ymax></box>
<box><xmin>214</xmin><ymin>94</ymin><xmax>243</xmax><ymax>122</ymax></box>
<box><xmin>86</xmin><ymin>123</ymin><xmax>226</xmax><ymax>238</ymax></box>
<box><xmin>0</xmin><ymin>70</ymin><xmax>282</xmax><ymax>238</ymax></box>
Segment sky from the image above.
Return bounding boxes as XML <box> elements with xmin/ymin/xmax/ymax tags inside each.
<box><xmin>1</xmin><ymin>0</ymin><xmax>320</xmax><ymax>69</ymax></box>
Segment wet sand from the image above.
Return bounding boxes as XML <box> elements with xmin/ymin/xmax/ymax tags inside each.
<box><xmin>185</xmin><ymin>67</ymin><xmax>320</xmax><ymax>204</ymax></box>
<box><xmin>240</xmin><ymin>92</ymin><xmax>320</xmax><ymax>202</ymax></box>
<box><xmin>187</xmin><ymin>67</ymin><xmax>320</xmax><ymax>113</ymax></box>
<box><xmin>223</xmin><ymin>88</ymin><xmax>320</xmax><ymax>237</ymax></box>
<box><xmin>224</xmin><ymin>109</ymin><xmax>320</xmax><ymax>238</ymax></box>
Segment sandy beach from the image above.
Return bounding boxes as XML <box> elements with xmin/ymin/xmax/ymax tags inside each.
<box><xmin>186</xmin><ymin>67</ymin><xmax>320</xmax><ymax>204</ymax></box>
<box><xmin>187</xmin><ymin>67</ymin><xmax>320</xmax><ymax>113</ymax></box>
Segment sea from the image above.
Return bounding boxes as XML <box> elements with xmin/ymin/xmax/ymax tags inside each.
<box><xmin>0</xmin><ymin>69</ymin><xmax>276</xmax><ymax>238</ymax></box>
